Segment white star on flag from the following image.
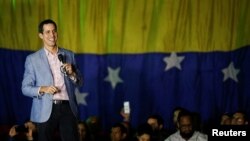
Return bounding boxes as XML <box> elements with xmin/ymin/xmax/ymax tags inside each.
<box><xmin>104</xmin><ymin>67</ymin><xmax>123</xmax><ymax>89</ymax></box>
<box><xmin>163</xmin><ymin>52</ymin><xmax>185</xmax><ymax>71</ymax></box>
<box><xmin>75</xmin><ymin>88</ymin><xmax>88</xmax><ymax>105</ymax></box>
<box><xmin>222</xmin><ymin>62</ymin><xmax>240</xmax><ymax>82</ymax></box>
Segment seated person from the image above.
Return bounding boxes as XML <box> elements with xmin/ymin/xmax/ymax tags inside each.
<box><xmin>135</xmin><ymin>123</ymin><xmax>153</xmax><ymax>141</ymax></box>
<box><xmin>78</xmin><ymin>121</ymin><xmax>93</xmax><ymax>141</ymax></box>
<box><xmin>164</xmin><ymin>110</ymin><xmax>207</xmax><ymax>141</ymax></box>
<box><xmin>220</xmin><ymin>113</ymin><xmax>231</xmax><ymax>125</ymax></box>
<box><xmin>231</xmin><ymin>111</ymin><xmax>248</xmax><ymax>125</ymax></box>
<box><xmin>147</xmin><ymin>114</ymin><xmax>170</xmax><ymax>141</ymax></box>
<box><xmin>110</xmin><ymin>122</ymin><xmax>128</xmax><ymax>141</ymax></box>
<box><xmin>9</xmin><ymin>121</ymin><xmax>37</xmax><ymax>141</ymax></box>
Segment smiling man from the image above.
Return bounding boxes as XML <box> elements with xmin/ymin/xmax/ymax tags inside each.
<box><xmin>22</xmin><ymin>19</ymin><xmax>83</xmax><ymax>141</ymax></box>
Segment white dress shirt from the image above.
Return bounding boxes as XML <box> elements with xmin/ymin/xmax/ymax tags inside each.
<box><xmin>165</xmin><ymin>131</ymin><xmax>208</xmax><ymax>141</ymax></box>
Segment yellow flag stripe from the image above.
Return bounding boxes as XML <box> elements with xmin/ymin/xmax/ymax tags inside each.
<box><xmin>0</xmin><ymin>0</ymin><xmax>250</xmax><ymax>54</ymax></box>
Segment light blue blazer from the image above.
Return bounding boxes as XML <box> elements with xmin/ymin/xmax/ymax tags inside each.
<box><xmin>22</xmin><ymin>47</ymin><xmax>82</xmax><ymax>123</ymax></box>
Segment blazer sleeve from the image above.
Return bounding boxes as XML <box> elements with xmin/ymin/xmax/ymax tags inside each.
<box><xmin>21</xmin><ymin>56</ymin><xmax>40</xmax><ymax>98</ymax></box>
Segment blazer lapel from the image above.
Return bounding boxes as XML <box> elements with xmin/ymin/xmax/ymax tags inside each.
<box><xmin>39</xmin><ymin>49</ymin><xmax>53</xmax><ymax>81</ymax></box>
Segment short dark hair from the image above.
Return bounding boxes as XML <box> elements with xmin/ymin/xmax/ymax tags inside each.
<box><xmin>38</xmin><ymin>19</ymin><xmax>57</xmax><ymax>33</ymax></box>
<box><xmin>112</xmin><ymin>122</ymin><xmax>127</xmax><ymax>134</ymax></box>
<box><xmin>136</xmin><ymin>123</ymin><xmax>153</xmax><ymax>137</ymax></box>
<box><xmin>147</xmin><ymin>114</ymin><xmax>164</xmax><ymax>126</ymax></box>
<box><xmin>177</xmin><ymin>109</ymin><xmax>193</xmax><ymax>123</ymax></box>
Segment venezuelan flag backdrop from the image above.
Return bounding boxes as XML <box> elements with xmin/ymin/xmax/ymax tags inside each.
<box><xmin>1</xmin><ymin>0</ymin><xmax>250</xmax><ymax>131</ymax></box>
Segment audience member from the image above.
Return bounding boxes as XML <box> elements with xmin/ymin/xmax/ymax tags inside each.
<box><xmin>78</xmin><ymin>121</ymin><xmax>93</xmax><ymax>141</ymax></box>
<box><xmin>172</xmin><ymin>107</ymin><xmax>186</xmax><ymax>130</ymax></box>
<box><xmin>120</xmin><ymin>107</ymin><xmax>135</xmax><ymax>141</ymax></box>
<box><xmin>86</xmin><ymin>116</ymin><xmax>107</xmax><ymax>141</ymax></box>
<box><xmin>164</xmin><ymin>110</ymin><xmax>207</xmax><ymax>141</ymax></box>
<box><xmin>231</xmin><ymin>111</ymin><xmax>248</xmax><ymax>125</ymax></box>
<box><xmin>110</xmin><ymin>122</ymin><xmax>128</xmax><ymax>141</ymax></box>
<box><xmin>8</xmin><ymin>121</ymin><xmax>37</xmax><ymax>141</ymax></box>
<box><xmin>147</xmin><ymin>114</ymin><xmax>170</xmax><ymax>141</ymax></box>
<box><xmin>135</xmin><ymin>123</ymin><xmax>153</xmax><ymax>141</ymax></box>
<box><xmin>220</xmin><ymin>113</ymin><xmax>231</xmax><ymax>125</ymax></box>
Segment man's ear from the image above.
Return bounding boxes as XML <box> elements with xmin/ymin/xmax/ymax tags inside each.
<box><xmin>177</xmin><ymin>122</ymin><xmax>180</xmax><ymax>128</ymax></box>
<box><xmin>39</xmin><ymin>33</ymin><xmax>43</xmax><ymax>39</ymax></box>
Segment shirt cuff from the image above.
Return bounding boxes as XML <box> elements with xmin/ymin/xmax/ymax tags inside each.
<box><xmin>38</xmin><ymin>87</ymin><xmax>44</xmax><ymax>96</ymax></box>
<box><xmin>69</xmin><ymin>75</ymin><xmax>77</xmax><ymax>83</ymax></box>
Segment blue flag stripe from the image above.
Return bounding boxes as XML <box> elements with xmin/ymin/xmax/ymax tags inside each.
<box><xmin>1</xmin><ymin>46</ymin><xmax>250</xmax><ymax>130</ymax></box>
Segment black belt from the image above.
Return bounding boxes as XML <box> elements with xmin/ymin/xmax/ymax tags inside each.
<box><xmin>53</xmin><ymin>100</ymin><xmax>69</xmax><ymax>105</ymax></box>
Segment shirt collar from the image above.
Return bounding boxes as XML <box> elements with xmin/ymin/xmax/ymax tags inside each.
<box><xmin>43</xmin><ymin>47</ymin><xmax>58</xmax><ymax>56</ymax></box>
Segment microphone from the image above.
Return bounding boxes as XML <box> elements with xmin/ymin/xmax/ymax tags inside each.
<box><xmin>58</xmin><ymin>53</ymin><xmax>66</xmax><ymax>64</ymax></box>
<box><xmin>58</xmin><ymin>53</ymin><xmax>67</xmax><ymax>75</ymax></box>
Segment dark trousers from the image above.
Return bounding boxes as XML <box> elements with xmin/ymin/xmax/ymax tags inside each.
<box><xmin>36</xmin><ymin>102</ymin><xmax>79</xmax><ymax>141</ymax></box>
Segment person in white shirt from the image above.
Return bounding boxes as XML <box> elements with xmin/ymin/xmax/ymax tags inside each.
<box><xmin>164</xmin><ymin>110</ymin><xmax>207</xmax><ymax>141</ymax></box>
